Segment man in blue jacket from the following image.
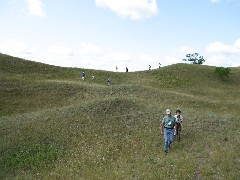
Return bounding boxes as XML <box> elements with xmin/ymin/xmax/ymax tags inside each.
<box><xmin>82</xmin><ymin>72</ymin><xmax>85</xmax><ymax>80</ymax></box>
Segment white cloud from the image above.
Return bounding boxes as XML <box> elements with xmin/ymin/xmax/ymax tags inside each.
<box><xmin>76</xmin><ymin>42</ymin><xmax>131</xmax><ymax>71</ymax></box>
<box><xmin>0</xmin><ymin>39</ymin><xmax>36</xmax><ymax>58</ymax></box>
<box><xmin>78</xmin><ymin>43</ymin><xmax>160</xmax><ymax>71</ymax></box>
<box><xmin>98</xmin><ymin>53</ymin><xmax>160</xmax><ymax>71</ymax></box>
<box><xmin>207</xmin><ymin>54</ymin><xmax>240</xmax><ymax>67</ymax></box>
<box><xmin>171</xmin><ymin>41</ymin><xmax>240</xmax><ymax>67</ymax></box>
<box><xmin>0</xmin><ymin>39</ymin><xmax>27</xmax><ymax>53</ymax></box>
<box><xmin>79</xmin><ymin>42</ymin><xmax>103</xmax><ymax>55</ymax></box>
<box><xmin>205</xmin><ymin>39</ymin><xmax>240</xmax><ymax>67</ymax></box>
<box><xmin>207</xmin><ymin>54</ymin><xmax>225</xmax><ymax>66</ymax></box>
<box><xmin>48</xmin><ymin>42</ymin><xmax>74</xmax><ymax>56</ymax></box>
<box><xmin>27</xmin><ymin>0</ymin><xmax>46</xmax><ymax>17</ymax></box>
<box><xmin>172</xmin><ymin>40</ymin><xmax>240</xmax><ymax>67</ymax></box>
<box><xmin>159</xmin><ymin>45</ymin><xmax>195</xmax><ymax>67</ymax></box>
<box><xmin>178</xmin><ymin>46</ymin><xmax>195</xmax><ymax>54</ymax></box>
<box><xmin>98</xmin><ymin>52</ymin><xmax>131</xmax><ymax>71</ymax></box>
<box><xmin>206</xmin><ymin>39</ymin><xmax>240</xmax><ymax>54</ymax></box>
<box><xmin>206</xmin><ymin>41</ymin><xmax>239</xmax><ymax>54</ymax></box>
<box><xmin>102</xmin><ymin>52</ymin><xmax>131</xmax><ymax>62</ymax></box>
<box><xmin>234</xmin><ymin>39</ymin><xmax>240</xmax><ymax>48</ymax></box>
<box><xmin>95</xmin><ymin>0</ymin><xmax>158</xmax><ymax>20</ymax></box>
<box><xmin>39</xmin><ymin>43</ymin><xmax>74</xmax><ymax>67</ymax></box>
<box><xmin>164</xmin><ymin>56</ymin><xmax>181</xmax><ymax>66</ymax></box>
<box><xmin>139</xmin><ymin>54</ymin><xmax>158</xmax><ymax>62</ymax></box>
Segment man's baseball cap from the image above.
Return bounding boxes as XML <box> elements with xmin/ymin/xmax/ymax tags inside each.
<box><xmin>166</xmin><ymin>109</ymin><xmax>171</xmax><ymax>114</ymax></box>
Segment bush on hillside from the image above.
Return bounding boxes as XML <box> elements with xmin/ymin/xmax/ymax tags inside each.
<box><xmin>215</xmin><ymin>67</ymin><xmax>231</xmax><ymax>80</ymax></box>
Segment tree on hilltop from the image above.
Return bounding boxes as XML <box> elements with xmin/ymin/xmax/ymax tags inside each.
<box><xmin>183</xmin><ymin>53</ymin><xmax>206</xmax><ymax>65</ymax></box>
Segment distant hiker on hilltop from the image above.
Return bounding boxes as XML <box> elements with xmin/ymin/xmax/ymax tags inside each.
<box><xmin>126</xmin><ymin>67</ymin><xmax>128</xmax><ymax>72</ymax></box>
<box><xmin>149</xmin><ymin>65</ymin><xmax>151</xmax><ymax>70</ymax></box>
<box><xmin>82</xmin><ymin>72</ymin><xmax>85</xmax><ymax>80</ymax></box>
<box><xmin>159</xmin><ymin>63</ymin><xmax>161</xmax><ymax>68</ymax></box>
<box><xmin>116</xmin><ymin>66</ymin><xmax>118</xmax><ymax>72</ymax></box>
<box><xmin>107</xmin><ymin>78</ymin><xmax>111</xmax><ymax>86</ymax></box>
<box><xmin>160</xmin><ymin>109</ymin><xmax>176</xmax><ymax>155</ymax></box>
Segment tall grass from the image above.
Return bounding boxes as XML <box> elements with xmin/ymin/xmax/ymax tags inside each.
<box><xmin>0</xmin><ymin>54</ymin><xmax>240</xmax><ymax>179</ymax></box>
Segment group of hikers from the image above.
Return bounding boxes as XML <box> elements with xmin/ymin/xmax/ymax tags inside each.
<box><xmin>161</xmin><ymin>109</ymin><xmax>183</xmax><ymax>155</ymax></box>
<box><xmin>81</xmin><ymin>72</ymin><xmax>111</xmax><ymax>86</ymax></box>
<box><xmin>116</xmin><ymin>63</ymin><xmax>161</xmax><ymax>72</ymax></box>
<box><xmin>82</xmin><ymin>63</ymin><xmax>162</xmax><ymax>84</ymax></box>
<box><xmin>82</xmin><ymin>71</ymin><xmax>183</xmax><ymax>155</ymax></box>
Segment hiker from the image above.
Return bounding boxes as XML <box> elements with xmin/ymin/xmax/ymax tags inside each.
<box><xmin>174</xmin><ymin>109</ymin><xmax>183</xmax><ymax>138</ymax></box>
<box><xmin>82</xmin><ymin>72</ymin><xmax>85</xmax><ymax>80</ymax></box>
<box><xmin>149</xmin><ymin>65</ymin><xmax>151</xmax><ymax>70</ymax></box>
<box><xmin>116</xmin><ymin>66</ymin><xmax>118</xmax><ymax>72</ymax></box>
<box><xmin>159</xmin><ymin>63</ymin><xmax>161</xmax><ymax>68</ymax></box>
<box><xmin>107</xmin><ymin>78</ymin><xmax>111</xmax><ymax>86</ymax></box>
<box><xmin>126</xmin><ymin>67</ymin><xmax>128</xmax><ymax>72</ymax></box>
<box><xmin>160</xmin><ymin>109</ymin><xmax>176</xmax><ymax>155</ymax></box>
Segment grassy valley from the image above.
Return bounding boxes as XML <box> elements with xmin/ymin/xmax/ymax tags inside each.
<box><xmin>0</xmin><ymin>53</ymin><xmax>240</xmax><ymax>179</ymax></box>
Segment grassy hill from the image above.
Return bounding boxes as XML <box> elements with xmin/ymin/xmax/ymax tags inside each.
<box><xmin>0</xmin><ymin>53</ymin><xmax>240</xmax><ymax>179</ymax></box>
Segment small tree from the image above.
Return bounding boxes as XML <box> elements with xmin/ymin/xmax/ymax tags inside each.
<box><xmin>183</xmin><ymin>53</ymin><xmax>206</xmax><ymax>64</ymax></box>
<box><xmin>215</xmin><ymin>67</ymin><xmax>231</xmax><ymax>80</ymax></box>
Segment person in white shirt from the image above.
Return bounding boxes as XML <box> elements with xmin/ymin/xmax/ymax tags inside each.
<box><xmin>174</xmin><ymin>109</ymin><xmax>183</xmax><ymax>140</ymax></box>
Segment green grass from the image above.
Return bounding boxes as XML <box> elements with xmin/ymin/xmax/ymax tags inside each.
<box><xmin>1</xmin><ymin>141</ymin><xmax>64</xmax><ymax>173</ymax></box>
<box><xmin>0</xmin><ymin>53</ymin><xmax>240</xmax><ymax>179</ymax></box>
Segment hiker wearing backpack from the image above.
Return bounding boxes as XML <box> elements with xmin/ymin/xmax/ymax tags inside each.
<box><xmin>160</xmin><ymin>109</ymin><xmax>176</xmax><ymax>155</ymax></box>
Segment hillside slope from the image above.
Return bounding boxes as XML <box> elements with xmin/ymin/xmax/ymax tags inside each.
<box><xmin>0</xmin><ymin>54</ymin><xmax>239</xmax><ymax>179</ymax></box>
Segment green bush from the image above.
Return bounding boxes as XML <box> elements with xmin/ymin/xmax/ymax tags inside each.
<box><xmin>215</xmin><ymin>67</ymin><xmax>231</xmax><ymax>80</ymax></box>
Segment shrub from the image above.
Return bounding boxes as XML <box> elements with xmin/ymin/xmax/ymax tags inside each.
<box><xmin>215</xmin><ymin>67</ymin><xmax>231</xmax><ymax>80</ymax></box>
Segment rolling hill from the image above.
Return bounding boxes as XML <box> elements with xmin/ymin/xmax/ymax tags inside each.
<box><xmin>0</xmin><ymin>53</ymin><xmax>239</xmax><ymax>179</ymax></box>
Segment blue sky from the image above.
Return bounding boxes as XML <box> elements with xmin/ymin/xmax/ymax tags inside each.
<box><xmin>0</xmin><ymin>0</ymin><xmax>240</xmax><ymax>71</ymax></box>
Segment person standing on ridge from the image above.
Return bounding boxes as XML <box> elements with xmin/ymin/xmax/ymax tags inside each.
<box><xmin>160</xmin><ymin>109</ymin><xmax>176</xmax><ymax>155</ymax></box>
